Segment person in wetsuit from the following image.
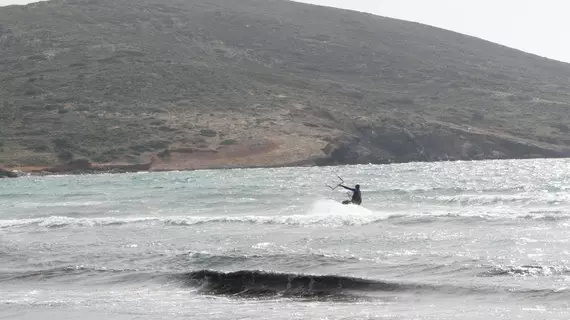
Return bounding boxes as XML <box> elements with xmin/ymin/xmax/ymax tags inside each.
<box><xmin>340</xmin><ymin>184</ymin><xmax>361</xmax><ymax>205</ymax></box>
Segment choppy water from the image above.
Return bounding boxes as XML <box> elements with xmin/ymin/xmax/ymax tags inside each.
<box><xmin>2</xmin><ymin>159</ymin><xmax>570</xmax><ymax>319</ymax></box>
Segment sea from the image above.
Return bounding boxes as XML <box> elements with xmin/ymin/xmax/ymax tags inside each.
<box><xmin>1</xmin><ymin>158</ymin><xmax>570</xmax><ymax>319</ymax></box>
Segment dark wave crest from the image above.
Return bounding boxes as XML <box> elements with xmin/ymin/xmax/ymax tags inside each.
<box><xmin>182</xmin><ymin>269</ymin><xmax>417</xmax><ymax>298</ymax></box>
<box><xmin>4</xmin><ymin>266</ymin><xmax>569</xmax><ymax>300</ymax></box>
<box><xmin>0</xmin><ymin>266</ymin><xmax>412</xmax><ymax>298</ymax></box>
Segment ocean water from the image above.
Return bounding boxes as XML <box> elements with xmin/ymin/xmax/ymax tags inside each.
<box><xmin>2</xmin><ymin>158</ymin><xmax>570</xmax><ymax>319</ymax></box>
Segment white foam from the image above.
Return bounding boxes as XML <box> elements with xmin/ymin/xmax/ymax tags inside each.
<box><xmin>0</xmin><ymin>200</ymin><xmax>390</xmax><ymax>229</ymax></box>
<box><xmin>4</xmin><ymin>197</ymin><xmax>567</xmax><ymax>230</ymax></box>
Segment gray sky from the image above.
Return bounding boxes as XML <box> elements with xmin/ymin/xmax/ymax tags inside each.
<box><xmin>1</xmin><ymin>0</ymin><xmax>569</xmax><ymax>63</ymax></box>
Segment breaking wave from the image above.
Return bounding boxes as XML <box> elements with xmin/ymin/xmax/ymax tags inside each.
<box><xmin>0</xmin><ymin>214</ymin><xmax>384</xmax><ymax>229</ymax></box>
<box><xmin>182</xmin><ymin>269</ymin><xmax>413</xmax><ymax>297</ymax></box>
<box><xmin>2</xmin><ymin>211</ymin><xmax>569</xmax><ymax>230</ymax></box>
<box><xmin>3</xmin><ymin>262</ymin><xmax>570</xmax><ymax>300</ymax></box>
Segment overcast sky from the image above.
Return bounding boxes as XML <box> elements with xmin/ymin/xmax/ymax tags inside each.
<box><xmin>1</xmin><ymin>0</ymin><xmax>569</xmax><ymax>63</ymax></box>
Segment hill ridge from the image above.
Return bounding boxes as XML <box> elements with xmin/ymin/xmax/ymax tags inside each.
<box><xmin>1</xmin><ymin>0</ymin><xmax>569</xmax><ymax>173</ymax></box>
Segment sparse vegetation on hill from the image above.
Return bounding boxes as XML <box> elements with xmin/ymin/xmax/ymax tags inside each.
<box><xmin>1</xmin><ymin>0</ymin><xmax>569</xmax><ymax>173</ymax></box>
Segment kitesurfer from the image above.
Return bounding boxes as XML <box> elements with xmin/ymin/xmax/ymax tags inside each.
<box><xmin>340</xmin><ymin>184</ymin><xmax>361</xmax><ymax>205</ymax></box>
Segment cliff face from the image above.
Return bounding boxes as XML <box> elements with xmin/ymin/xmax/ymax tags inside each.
<box><xmin>1</xmin><ymin>0</ymin><xmax>570</xmax><ymax>172</ymax></box>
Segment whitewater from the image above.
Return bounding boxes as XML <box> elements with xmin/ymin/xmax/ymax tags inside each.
<box><xmin>2</xmin><ymin>158</ymin><xmax>570</xmax><ymax>319</ymax></box>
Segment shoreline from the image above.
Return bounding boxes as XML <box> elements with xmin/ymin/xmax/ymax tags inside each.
<box><xmin>3</xmin><ymin>154</ymin><xmax>568</xmax><ymax>178</ymax></box>
<box><xmin>1</xmin><ymin>157</ymin><xmax>320</xmax><ymax>178</ymax></box>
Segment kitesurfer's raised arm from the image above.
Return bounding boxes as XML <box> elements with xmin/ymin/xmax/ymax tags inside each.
<box><xmin>340</xmin><ymin>184</ymin><xmax>362</xmax><ymax>205</ymax></box>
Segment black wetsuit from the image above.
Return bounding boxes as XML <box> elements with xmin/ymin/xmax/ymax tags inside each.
<box><xmin>340</xmin><ymin>185</ymin><xmax>361</xmax><ymax>205</ymax></box>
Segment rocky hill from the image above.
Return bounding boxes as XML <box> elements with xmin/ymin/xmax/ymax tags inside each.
<box><xmin>1</xmin><ymin>0</ymin><xmax>570</xmax><ymax>173</ymax></box>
